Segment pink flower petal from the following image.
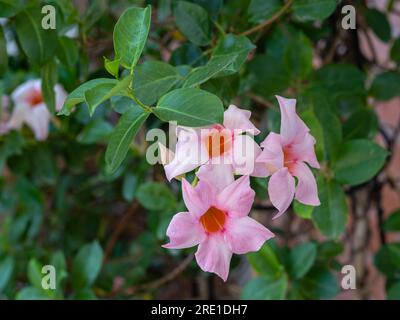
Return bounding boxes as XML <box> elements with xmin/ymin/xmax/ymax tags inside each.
<box><xmin>195</xmin><ymin>233</ymin><xmax>232</xmax><ymax>281</ymax></box>
<box><xmin>158</xmin><ymin>142</ymin><xmax>175</xmax><ymax>165</ymax></box>
<box><xmin>163</xmin><ymin>212</ymin><xmax>205</xmax><ymax>249</ymax></box>
<box><xmin>292</xmin><ymin>162</ymin><xmax>320</xmax><ymax>206</ymax></box>
<box><xmin>7</xmin><ymin>104</ymin><xmax>28</xmax><ymax>130</ymax></box>
<box><xmin>291</xmin><ymin>133</ymin><xmax>320</xmax><ymax>169</ymax></box>
<box><xmin>268</xmin><ymin>167</ymin><xmax>295</xmax><ymax>219</ymax></box>
<box><xmin>223</xmin><ymin>104</ymin><xmax>260</xmax><ymax>135</ymax></box>
<box><xmin>231</xmin><ymin>134</ymin><xmax>259</xmax><ymax>176</ymax></box>
<box><xmin>196</xmin><ymin>163</ymin><xmax>234</xmax><ymax>193</ymax></box>
<box><xmin>164</xmin><ymin>127</ymin><xmax>208</xmax><ymax>181</ymax></box>
<box><xmin>216</xmin><ymin>175</ymin><xmax>255</xmax><ymax>218</ymax></box>
<box><xmin>257</xmin><ymin>132</ymin><xmax>284</xmax><ymax>175</ymax></box>
<box><xmin>224</xmin><ymin>216</ymin><xmax>274</xmax><ymax>254</ymax></box>
<box><xmin>25</xmin><ymin>104</ymin><xmax>50</xmax><ymax>141</ymax></box>
<box><xmin>182</xmin><ymin>178</ymin><xmax>213</xmax><ymax>217</ymax></box>
<box><xmin>276</xmin><ymin>95</ymin><xmax>309</xmax><ymax>146</ymax></box>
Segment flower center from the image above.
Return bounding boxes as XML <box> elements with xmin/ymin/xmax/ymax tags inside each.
<box><xmin>199</xmin><ymin>206</ymin><xmax>226</xmax><ymax>233</ymax></box>
<box><xmin>283</xmin><ymin>146</ymin><xmax>297</xmax><ymax>172</ymax></box>
<box><xmin>205</xmin><ymin>126</ymin><xmax>233</xmax><ymax>158</ymax></box>
<box><xmin>27</xmin><ymin>89</ymin><xmax>43</xmax><ymax>107</ymax></box>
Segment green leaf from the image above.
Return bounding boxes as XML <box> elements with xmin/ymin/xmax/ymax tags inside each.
<box><xmin>241</xmin><ymin>274</ymin><xmax>287</xmax><ymax>300</ymax></box>
<box><xmin>388</xmin><ymin>282</ymin><xmax>400</xmax><ymax>300</ymax></box>
<box><xmin>0</xmin><ymin>26</ymin><xmax>7</xmax><ymax>74</ymax></box>
<box><xmin>248</xmin><ymin>0</ymin><xmax>283</xmax><ymax>24</ymax></box>
<box><xmin>365</xmin><ymin>8</ymin><xmax>391</xmax><ymax>42</ymax></box>
<box><xmin>297</xmin><ymin>266</ymin><xmax>339</xmax><ymax>299</ymax></box>
<box><xmin>136</xmin><ymin>182</ymin><xmax>176</xmax><ymax>211</ymax></box>
<box><xmin>58</xmin><ymin>78</ymin><xmax>118</xmax><ymax>116</ymax></box>
<box><xmin>170</xmin><ymin>43</ymin><xmax>206</xmax><ymax>67</ymax></box>
<box><xmin>247</xmin><ymin>243</ymin><xmax>284</xmax><ymax>278</ymax></box>
<box><xmin>77</xmin><ymin>119</ymin><xmax>113</xmax><ymax>144</ymax></box>
<box><xmin>27</xmin><ymin>258</ymin><xmax>43</xmax><ymax>290</ymax></box>
<box><xmin>104</xmin><ymin>57</ymin><xmax>120</xmax><ymax>78</ymax></box>
<box><xmin>284</xmin><ymin>31</ymin><xmax>313</xmax><ymax>80</ymax></box>
<box><xmin>15</xmin><ymin>8</ymin><xmax>57</xmax><ymax>65</ymax></box>
<box><xmin>375</xmin><ymin>243</ymin><xmax>400</xmax><ymax>278</ymax></box>
<box><xmin>383</xmin><ymin>209</ymin><xmax>400</xmax><ymax>232</ymax></box>
<box><xmin>0</xmin><ymin>256</ymin><xmax>14</xmax><ymax>292</ymax></box>
<box><xmin>343</xmin><ymin>109</ymin><xmax>378</xmax><ymax>140</ymax></box>
<box><xmin>105</xmin><ymin>108</ymin><xmax>149</xmax><ymax>173</ymax></box>
<box><xmin>332</xmin><ymin>139</ymin><xmax>388</xmax><ymax>186</ymax></box>
<box><xmin>300</xmin><ymin>110</ymin><xmax>324</xmax><ymax>161</ymax></box>
<box><xmin>134</xmin><ymin>61</ymin><xmax>181</xmax><ymax>105</ymax></box>
<box><xmin>293</xmin><ymin>0</ymin><xmax>337</xmax><ymax>21</ymax></box>
<box><xmin>288</xmin><ymin>242</ymin><xmax>317</xmax><ymax>279</ymax></box>
<box><xmin>248</xmin><ymin>53</ymin><xmax>290</xmax><ymax>97</ymax></box>
<box><xmin>72</xmin><ymin>241</ymin><xmax>103</xmax><ymax>289</ymax></box>
<box><xmin>293</xmin><ymin>200</ymin><xmax>314</xmax><ymax>219</ymax></box>
<box><xmin>56</xmin><ymin>36</ymin><xmax>79</xmax><ymax>69</ymax></box>
<box><xmin>0</xmin><ymin>0</ymin><xmax>25</xmax><ymax>17</ymax></box>
<box><xmin>173</xmin><ymin>1</ymin><xmax>211</xmax><ymax>46</ymax></box>
<box><xmin>16</xmin><ymin>287</ymin><xmax>50</xmax><ymax>300</ymax></box>
<box><xmin>370</xmin><ymin>71</ymin><xmax>400</xmax><ymax>101</ymax></box>
<box><xmin>317</xmin><ymin>241</ymin><xmax>344</xmax><ymax>260</ymax></box>
<box><xmin>84</xmin><ymin>75</ymin><xmax>132</xmax><ymax>116</ymax></box>
<box><xmin>50</xmin><ymin>251</ymin><xmax>67</xmax><ymax>292</ymax></box>
<box><xmin>154</xmin><ymin>88</ymin><xmax>223</xmax><ymax>126</ymax></box>
<box><xmin>390</xmin><ymin>38</ymin><xmax>400</xmax><ymax>65</ymax></box>
<box><xmin>183</xmin><ymin>34</ymin><xmax>254</xmax><ymax>88</ymax></box>
<box><xmin>113</xmin><ymin>5</ymin><xmax>151</xmax><ymax>69</ymax></box>
<box><xmin>122</xmin><ymin>173</ymin><xmax>138</xmax><ymax>202</ymax></box>
<box><xmin>312</xmin><ymin>178</ymin><xmax>348</xmax><ymax>239</ymax></box>
<box><xmin>41</xmin><ymin>60</ymin><xmax>58</xmax><ymax>113</ymax></box>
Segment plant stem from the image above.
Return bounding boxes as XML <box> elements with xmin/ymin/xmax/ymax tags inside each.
<box><xmin>239</xmin><ymin>0</ymin><xmax>293</xmax><ymax>37</ymax></box>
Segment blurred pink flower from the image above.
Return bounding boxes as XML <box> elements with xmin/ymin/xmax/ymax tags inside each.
<box><xmin>7</xmin><ymin>79</ymin><xmax>66</xmax><ymax>141</ymax></box>
<box><xmin>162</xmin><ymin>105</ymin><xmax>261</xmax><ymax>181</ymax></box>
<box><xmin>163</xmin><ymin>164</ymin><xmax>274</xmax><ymax>281</ymax></box>
<box><xmin>256</xmin><ymin>96</ymin><xmax>320</xmax><ymax>218</ymax></box>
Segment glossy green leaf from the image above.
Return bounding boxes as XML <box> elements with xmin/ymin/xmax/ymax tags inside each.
<box><xmin>343</xmin><ymin>109</ymin><xmax>378</xmax><ymax>140</ymax></box>
<box><xmin>0</xmin><ymin>0</ymin><xmax>25</xmax><ymax>17</ymax></box>
<box><xmin>41</xmin><ymin>60</ymin><xmax>58</xmax><ymax>113</ymax></box>
<box><xmin>173</xmin><ymin>1</ymin><xmax>211</xmax><ymax>46</ymax></box>
<box><xmin>289</xmin><ymin>242</ymin><xmax>317</xmax><ymax>279</ymax></box>
<box><xmin>297</xmin><ymin>266</ymin><xmax>339</xmax><ymax>299</ymax></box>
<box><xmin>390</xmin><ymin>38</ymin><xmax>400</xmax><ymax>65</ymax></box>
<box><xmin>77</xmin><ymin>119</ymin><xmax>113</xmax><ymax>144</ymax></box>
<box><xmin>16</xmin><ymin>287</ymin><xmax>50</xmax><ymax>300</ymax></box>
<box><xmin>247</xmin><ymin>243</ymin><xmax>284</xmax><ymax>278</ymax></box>
<box><xmin>388</xmin><ymin>282</ymin><xmax>400</xmax><ymax>300</ymax></box>
<box><xmin>56</xmin><ymin>36</ymin><xmax>79</xmax><ymax>69</ymax></box>
<box><xmin>58</xmin><ymin>78</ymin><xmax>118</xmax><ymax>116</ymax></box>
<box><xmin>312</xmin><ymin>178</ymin><xmax>348</xmax><ymax>239</ymax></box>
<box><xmin>365</xmin><ymin>8</ymin><xmax>391</xmax><ymax>42</ymax></box>
<box><xmin>0</xmin><ymin>256</ymin><xmax>14</xmax><ymax>292</ymax></box>
<box><xmin>284</xmin><ymin>31</ymin><xmax>313</xmax><ymax>80</ymax></box>
<box><xmin>383</xmin><ymin>210</ymin><xmax>400</xmax><ymax>232</ymax></box>
<box><xmin>105</xmin><ymin>108</ymin><xmax>149</xmax><ymax>173</ymax></box>
<box><xmin>136</xmin><ymin>182</ymin><xmax>176</xmax><ymax>211</ymax></box>
<box><xmin>134</xmin><ymin>61</ymin><xmax>181</xmax><ymax>105</ymax></box>
<box><xmin>375</xmin><ymin>244</ymin><xmax>400</xmax><ymax>278</ymax></box>
<box><xmin>154</xmin><ymin>88</ymin><xmax>224</xmax><ymax>126</ymax></box>
<box><xmin>84</xmin><ymin>75</ymin><xmax>132</xmax><ymax>116</ymax></box>
<box><xmin>333</xmin><ymin>139</ymin><xmax>388</xmax><ymax>186</ymax></box>
<box><xmin>293</xmin><ymin>0</ymin><xmax>337</xmax><ymax>21</ymax></box>
<box><xmin>370</xmin><ymin>71</ymin><xmax>400</xmax><ymax>101</ymax></box>
<box><xmin>248</xmin><ymin>0</ymin><xmax>283</xmax><ymax>24</ymax></box>
<box><xmin>241</xmin><ymin>274</ymin><xmax>287</xmax><ymax>300</ymax></box>
<box><xmin>104</xmin><ymin>57</ymin><xmax>120</xmax><ymax>78</ymax></box>
<box><xmin>15</xmin><ymin>8</ymin><xmax>57</xmax><ymax>65</ymax></box>
<box><xmin>72</xmin><ymin>241</ymin><xmax>103</xmax><ymax>289</ymax></box>
<box><xmin>113</xmin><ymin>6</ymin><xmax>151</xmax><ymax>69</ymax></box>
<box><xmin>0</xmin><ymin>26</ymin><xmax>7</xmax><ymax>74</ymax></box>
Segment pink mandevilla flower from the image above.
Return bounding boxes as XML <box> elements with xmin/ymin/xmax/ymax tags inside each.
<box><xmin>7</xmin><ymin>79</ymin><xmax>67</xmax><ymax>141</ymax></box>
<box><xmin>163</xmin><ymin>105</ymin><xmax>261</xmax><ymax>181</ymax></box>
<box><xmin>163</xmin><ymin>164</ymin><xmax>274</xmax><ymax>281</ymax></box>
<box><xmin>256</xmin><ymin>96</ymin><xmax>320</xmax><ymax>218</ymax></box>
